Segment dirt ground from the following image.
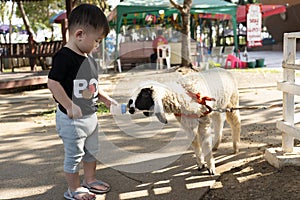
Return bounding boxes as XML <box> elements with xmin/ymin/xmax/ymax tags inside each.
<box><xmin>1</xmin><ymin>67</ymin><xmax>300</xmax><ymax>200</ymax></box>
<box><xmin>203</xmin><ymin>69</ymin><xmax>300</xmax><ymax>200</ymax></box>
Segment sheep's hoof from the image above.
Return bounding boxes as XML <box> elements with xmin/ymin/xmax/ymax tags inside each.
<box><xmin>233</xmin><ymin>149</ymin><xmax>239</xmax><ymax>154</ymax></box>
<box><xmin>197</xmin><ymin>164</ymin><xmax>206</xmax><ymax>171</ymax></box>
<box><xmin>233</xmin><ymin>144</ymin><xmax>239</xmax><ymax>154</ymax></box>
<box><xmin>213</xmin><ymin>143</ymin><xmax>220</xmax><ymax>151</ymax></box>
<box><xmin>207</xmin><ymin>168</ymin><xmax>215</xmax><ymax>175</ymax></box>
<box><xmin>197</xmin><ymin>165</ymin><xmax>215</xmax><ymax>175</ymax></box>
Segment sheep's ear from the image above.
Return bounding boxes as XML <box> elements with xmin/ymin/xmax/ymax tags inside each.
<box><xmin>155</xmin><ymin>113</ymin><xmax>167</xmax><ymax>124</ymax></box>
<box><xmin>154</xmin><ymin>99</ymin><xmax>167</xmax><ymax>124</ymax></box>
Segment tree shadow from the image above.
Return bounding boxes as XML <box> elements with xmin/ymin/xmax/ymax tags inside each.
<box><xmin>203</xmin><ymin>157</ymin><xmax>300</xmax><ymax>200</ymax></box>
<box><xmin>0</xmin><ymin>120</ymin><xmax>66</xmax><ymax>199</ymax></box>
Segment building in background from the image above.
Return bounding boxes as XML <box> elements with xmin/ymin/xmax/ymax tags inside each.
<box><xmin>262</xmin><ymin>0</ymin><xmax>300</xmax><ymax>50</ymax></box>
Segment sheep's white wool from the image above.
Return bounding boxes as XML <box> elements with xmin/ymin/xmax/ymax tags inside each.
<box><xmin>148</xmin><ymin>69</ymin><xmax>235</xmax><ymax>117</ymax></box>
<box><xmin>178</xmin><ymin>68</ymin><xmax>239</xmax><ymax>109</ymax></box>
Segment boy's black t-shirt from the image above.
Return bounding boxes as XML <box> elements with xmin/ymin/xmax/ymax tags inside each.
<box><xmin>48</xmin><ymin>47</ymin><xmax>99</xmax><ymax>116</ymax></box>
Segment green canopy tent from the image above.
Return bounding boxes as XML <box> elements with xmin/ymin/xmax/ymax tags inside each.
<box><xmin>109</xmin><ymin>0</ymin><xmax>238</xmax><ymax>55</ymax></box>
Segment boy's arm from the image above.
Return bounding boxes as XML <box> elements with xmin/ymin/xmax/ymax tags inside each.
<box><xmin>97</xmin><ymin>87</ymin><xmax>117</xmax><ymax>109</ymax></box>
<box><xmin>47</xmin><ymin>78</ymin><xmax>82</xmax><ymax>119</ymax></box>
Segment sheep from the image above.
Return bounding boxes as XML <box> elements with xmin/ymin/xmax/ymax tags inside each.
<box><xmin>127</xmin><ymin>68</ymin><xmax>241</xmax><ymax>175</ymax></box>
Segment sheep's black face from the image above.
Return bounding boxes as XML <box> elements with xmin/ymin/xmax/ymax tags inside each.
<box><xmin>128</xmin><ymin>87</ymin><xmax>167</xmax><ymax>124</ymax></box>
<box><xmin>135</xmin><ymin>88</ymin><xmax>155</xmax><ymax>116</ymax></box>
<box><xmin>136</xmin><ymin>88</ymin><xmax>154</xmax><ymax>109</ymax></box>
<box><xmin>128</xmin><ymin>88</ymin><xmax>154</xmax><ymax>117</ymax></box>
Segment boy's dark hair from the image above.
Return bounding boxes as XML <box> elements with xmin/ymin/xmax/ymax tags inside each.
<box><xmin>68</xmin><ymin>4</ymin><xmax>109</xmax><ymax>37</ymax></box>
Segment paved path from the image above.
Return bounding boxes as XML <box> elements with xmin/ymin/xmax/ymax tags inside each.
<box><xmin>0</xmin><ymin>50</ymin><xmax>288</xmax><ymax>91</ymax></box>
<box><xmin>0</xmin><ymin>65</ymin><xmax>286</xmax><ymax>200</ymax></box>
<box><xmin>247</xmin><ymin>50</ymin><xmax>283</xmax><ymax>68</ymax></box>
<box><xmin>0</xmin><ymin>70</ymin><xmax>48</xmax><ymax>90</ymax></box>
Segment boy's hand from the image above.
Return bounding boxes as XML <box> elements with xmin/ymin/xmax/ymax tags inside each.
<box><xmin>100</xmin><ymin>96</ymin><xmax>118</xmax><ymax>109</ymax></box>
<box><xmin>67</xmin><ymin>103</ymin><xmax>82</xmax><ymax>119</ymax></box>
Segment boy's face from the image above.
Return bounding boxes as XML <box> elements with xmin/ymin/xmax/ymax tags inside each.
<box><xmin>75</xmin><ymin>28</ymin><xmax>104</xmax><ymax>54</ymax></box>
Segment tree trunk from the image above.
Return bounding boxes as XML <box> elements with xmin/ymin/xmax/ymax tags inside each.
<box><xmin>8</xmin><ymin>1</ymin><xmax>14</xmax><ymax>43</ymax></box>
<box><xmin>17</xmin><ymin>1</ymin><xmax>36</xmax><ymax>70</ymax></box>
<box><xmin>170</xmin><ymin>0</ymin><xmax>193</xmax><ymax>68</ymax></box>
<box><xmin>17</xmin><ymin>1</ymin><xmax>35</xmax><ymax>40</ymax></box>
<box><xmin>181</xmin><ymin>12</ymin><xmax>191</xmax><ymax>67</ymax></box>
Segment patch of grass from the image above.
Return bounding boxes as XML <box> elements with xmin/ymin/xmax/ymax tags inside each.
<box><xmin>40</xmin><ymin>103</ymin><xmax>110</xmax><ymax>117</ymax></box>
<box><xmin>97</xmin><ymin>102</ymin><xmax>110</xmax><ymax>114</ymax></box>
<box><xmin>232</xmin><ymin>68</ymin><xmax>282</xmax><ymax>73</ymax></box>
<box><xmin>41</xmin><ymin>108</ymin><xmax>56</xmax><ymax>117</ymax></box>
<box><xmin>231</xmin><ymin>67</ymin><xmax>300</xmax><ymax>77</ymax></box>
<box><xmin>208</xmin><ymin>61</ymin><xmax>222</xmax><ymax>68</ymax></box>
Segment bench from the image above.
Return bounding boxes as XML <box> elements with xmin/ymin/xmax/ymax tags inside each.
<box><xmin>118</xmin><ymin>41</ymin><xmax>153</xmax><ymax>68</ymax></box>
<box><xmin>117</xmin><ymin>41</ymin><xmax>199</xmax><ymax>71</ymax></box>
<box><xmin>0</xmin><ymin>41</ymin><xmax>63</xmax><ymax>72</ymax></box>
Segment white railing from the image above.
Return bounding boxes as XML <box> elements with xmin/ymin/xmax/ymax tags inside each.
<box><xmin>277</xmin><ymin>32</ymin><xmax>300</xmax><ymax>153</ymax></box>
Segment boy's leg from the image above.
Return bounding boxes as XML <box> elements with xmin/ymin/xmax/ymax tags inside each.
<box><xmin>65</xmin><ymin>172</ymin><xmax>95</xmax><ymax>200</ymax></box>
<box><xmin>83</xmin><ymin>161</ymin><xmax>96</xmax><ymax>182</ymax></box>
<box><xmin>65</xmin><ymin>172</ymin><xmax>96</xmax><ymax>199</ymax></box>
<box><xmin>82</xmin><ymin>117</ymin><xmax>110</xmax><ymax>192</ymax></box>
<box><xmin>56</xmin><ymin>108</ymin><xmax>96</xmax><ymax>199</ymax></box>
<box><xmin>65</xmin><ymin>172</ymin><xmax>81</xmax><ymax>191</ymax></box>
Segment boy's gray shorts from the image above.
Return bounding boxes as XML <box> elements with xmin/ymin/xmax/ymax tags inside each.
<box><xmin>56</xmin><ymin>107</ymin><xmax>99</xmax><ymax>173</ymax></box>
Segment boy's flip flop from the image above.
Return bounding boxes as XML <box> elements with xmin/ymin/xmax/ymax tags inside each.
<box><xmin>82</xmin><ymin>180</ymin><xmax>111</xmax><ymax>194</ymax></box>
<box><xmin>64</xmin><ymin>187</ymin><xmax>96</xmax><ymax>200</ymax></box>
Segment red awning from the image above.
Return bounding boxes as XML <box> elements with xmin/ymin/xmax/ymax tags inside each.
<box><xmin>50</xmin><ymin>11</ymin><xmax>66</xmax><ymax>23</ymax></box>
<box><xmin>198</xmin><ymin>13</ymin><xmax>231</xmax><ymax>21</ymax></box>
<box><xmin>237</xmin><ymin>4</ymin><xmax>286</xmax><ymax>23</ymax></box>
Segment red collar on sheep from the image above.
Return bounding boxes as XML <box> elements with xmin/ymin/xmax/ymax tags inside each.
<box><xmin>175</xmin><ymin>91</ymin><xmax>215</xmax><ymax>118</ymax></box>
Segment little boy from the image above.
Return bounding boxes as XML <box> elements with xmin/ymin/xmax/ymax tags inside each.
<box><xmin>48</xmin><ymin>4</ymin><xmax>115</xmax><ymax>200</ymax></box>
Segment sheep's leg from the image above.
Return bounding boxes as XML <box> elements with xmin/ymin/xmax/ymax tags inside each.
<box><xmin>201</xmin><ymin>132</ymin><xmax>215</xmax><ymax>175</ymax></box>
<box><xmin>183</xmin><ymin>124</ymin><xmax>205</xmax><ymax>170</ymax></box>
<box><xmin>226</xmin><ymin>109</ymin><xmax>241</xmax><ymax>153</ymax></box>
<box><xmin>199</xmin><ymin>118</ymin><xmax>215</xmax><ymax>175</ymax></box>
<box><xmin>191</xmin><ymin>134</ymin><xmax>205</xmax><ymax>170</ymax></box>
<box><xmin>211</xmin><ymin>113</ymin><xmax>225</xmax><ymax>151</ymax></box>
